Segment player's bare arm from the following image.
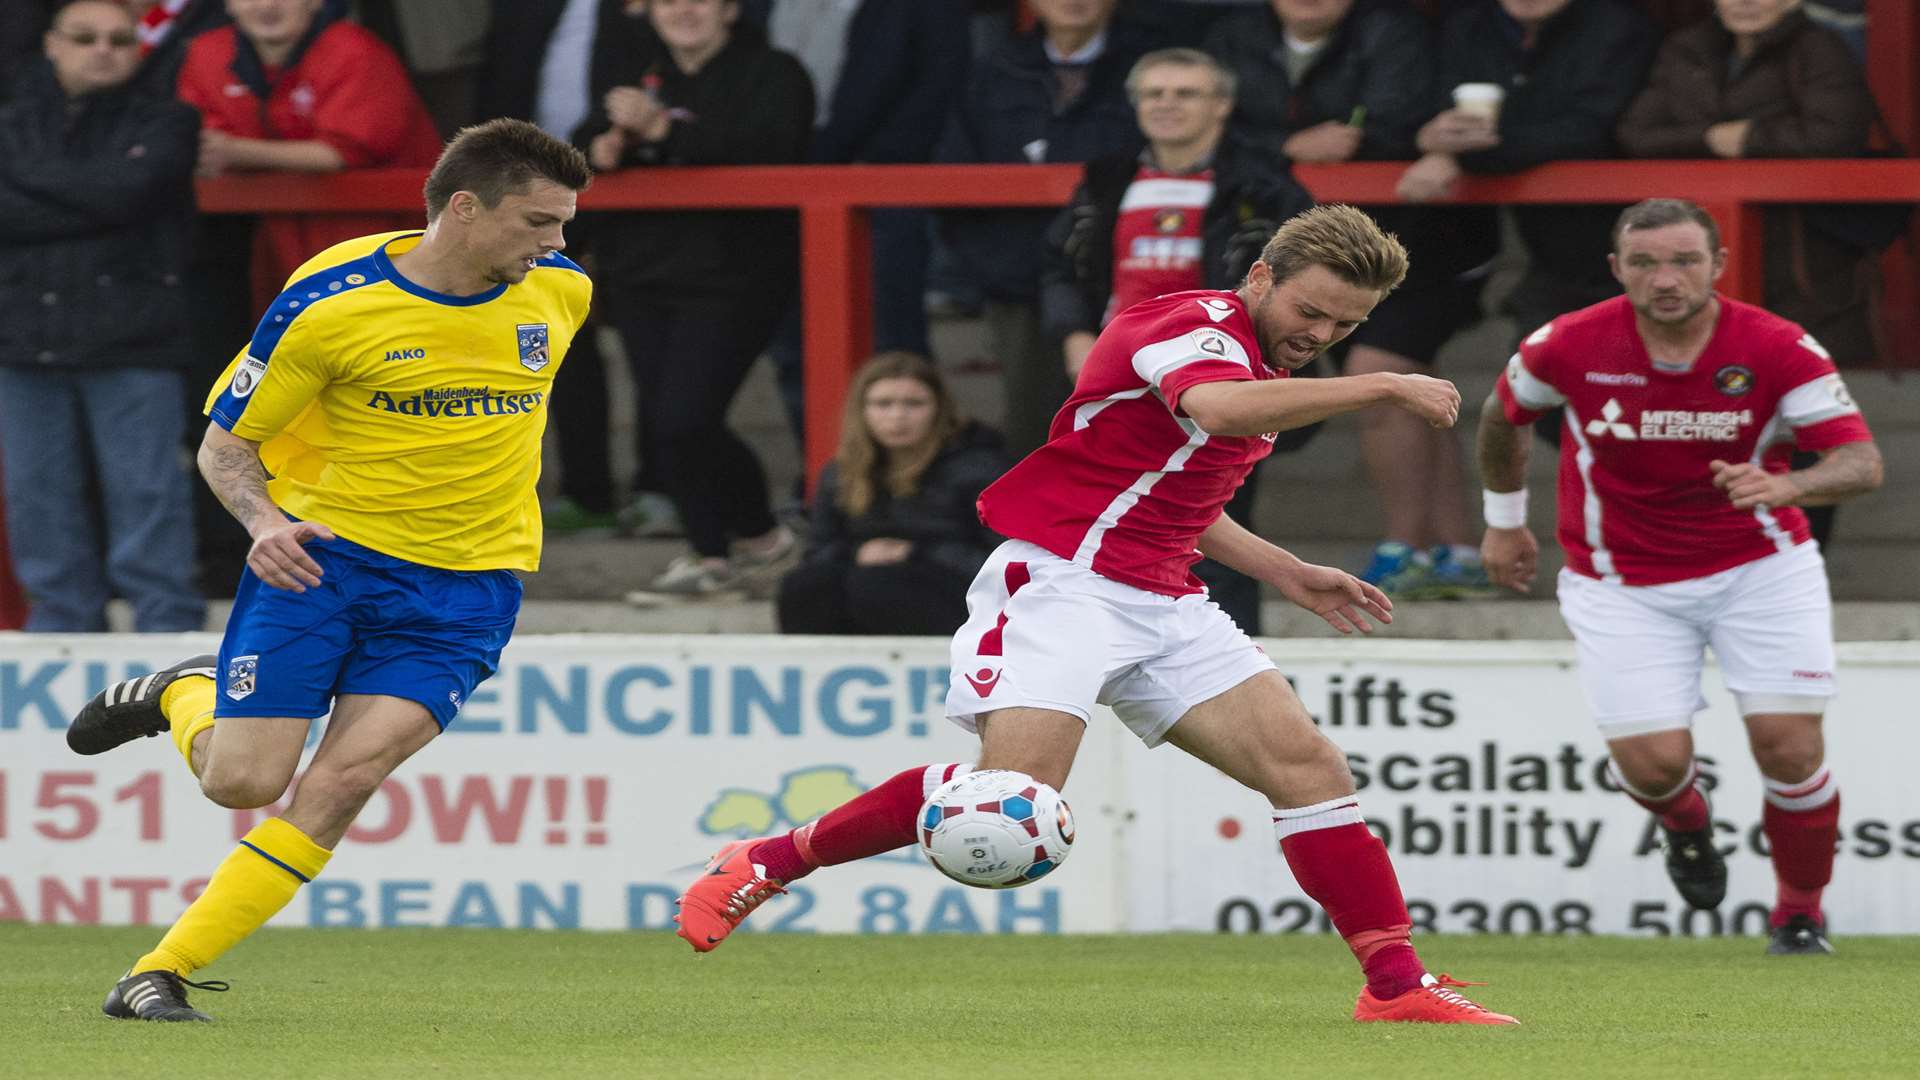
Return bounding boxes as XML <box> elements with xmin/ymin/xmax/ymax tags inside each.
<box><xmin>1475</xmin><ymin>391</ymin><xmax>1540</xmax><ymax>592</ymax></box>
<box><xmin>1710</xmin><ymin>440</ymin><xmax>1884</xmax><ymax>510</ymax></box>
<box><xmin>198</xmin><ymin>424</ymin><xmax>335</xmax><ymax>593</ymax></box>
<box><xmin>1196</xmin><ymin>513</ymin><xmax>1393</xmax><ymax>634</ymax></box>
<box><xmin>1178</xmin><ymin>370</ymin><xmax>1458</xmax><ymax>437</ymax></box>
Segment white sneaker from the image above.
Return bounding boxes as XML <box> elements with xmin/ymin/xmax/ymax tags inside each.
<box><xmin>643</xmin><ymin>555</ymin><xmax>734</xmax><ymax>596</ymax></box>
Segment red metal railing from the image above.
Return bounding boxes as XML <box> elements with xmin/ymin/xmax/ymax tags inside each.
<box><xmin>198</xmin><ymin>159</ymin><xmax>1920</xmax><ymax>478</ymax></box>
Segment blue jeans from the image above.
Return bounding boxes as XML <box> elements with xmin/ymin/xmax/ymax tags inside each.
<box><xmin>0</xmin><ymin>367</ymin><xmax>204</xmax><ymax>631</ymax></box>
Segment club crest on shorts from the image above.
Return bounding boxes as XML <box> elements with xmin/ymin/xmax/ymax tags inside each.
<box><xmin>226</xmin><ymin>655</ymin><xmax>258</xmax><ymax>700</ymax></box>
<box><xmin>516</xmin><ymin>323</ymin><xmax>551</xmax><ymax>371</ymax></box>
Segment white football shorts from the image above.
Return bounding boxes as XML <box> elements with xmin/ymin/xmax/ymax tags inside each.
<box><xmin>1556</xmin><ymin>541</ymin><xmax>1836</xmax><ymax>737</ymax></box>
<box><xmin>945</xmin><ymin>540</ymin><xmax>1275</xmax><ymax>747</ymax></box>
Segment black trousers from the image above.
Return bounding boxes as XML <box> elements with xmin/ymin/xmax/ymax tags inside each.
<box><xmin>777</xmin><ymin>558</ymin><xmax>972</xmax><ymax>636</ymax></box>
<box><xmin>610</xmin><ymin>293</ymin><xmax>789</xmax><ymax>558</ymax></box>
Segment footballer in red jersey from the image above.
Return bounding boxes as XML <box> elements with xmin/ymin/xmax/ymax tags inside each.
<box><xmin>676</xmin><ymin>206</ymin><xmax>1523</xmax><ymax>1026</ymax></box>
<box><xmin>1480</xmin><ymin>199</ymin><xmax>1883</xmax><ymax>956</ymax></box>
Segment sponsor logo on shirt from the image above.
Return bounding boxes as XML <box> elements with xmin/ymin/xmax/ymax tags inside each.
<box><xmin>365</xmin><ymin>386</ymin><xmax>546</xmax><ymax>418</ymax></box>
<box><xmin>1585</xmin><ymin>397</ymin><xmax>1752</xmax><ymax>441</ymax></box>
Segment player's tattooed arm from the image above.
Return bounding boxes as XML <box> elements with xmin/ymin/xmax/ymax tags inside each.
<box><xmin>1712</xmin><ymin>439</ymin><xmax>1883</xmax><ymax>510</ymax></box>
<box><xmin>1476</xmin><ymin>390</ymin><xmax>1530</xmax><ymax>493</ymax></box>
<box><xmin>198</xmin><ymin>425</ymin><xmax>283</xmax><ymax>537</ymax></box>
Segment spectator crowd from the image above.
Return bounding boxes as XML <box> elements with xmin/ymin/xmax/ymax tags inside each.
<box><xmin>0</xmin><ymin>0</ymin><xmax>1902</xmax><ymax>634</ymax></box>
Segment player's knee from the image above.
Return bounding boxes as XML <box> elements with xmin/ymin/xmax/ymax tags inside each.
<box><xmin>199</xmin><ymin>770</ymin><xmax>287</xmax><ymax>810</ymax></box>
<box><xmin>1750</xmin><ymin>729</ymin><xmax>1823</xmax><ymax>784</ymax></box>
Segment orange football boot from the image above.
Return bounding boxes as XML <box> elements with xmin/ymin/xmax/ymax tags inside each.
<box><xmin>674</xmin><ymin>839</ymin><xmax>787</xmax><ymax>953</ymax></box>
<box><xmin>1353</xmin><ymin>973</ymin><xmax>1520</xmax><ymax>1025</ymax></box>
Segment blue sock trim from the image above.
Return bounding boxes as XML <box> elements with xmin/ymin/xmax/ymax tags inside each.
<box><xmin>240</xmin><ymin>840</ymin><xmax>311</xmax><ymax>883</ymax></box>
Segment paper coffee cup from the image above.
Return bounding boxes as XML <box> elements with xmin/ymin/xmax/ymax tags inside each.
<box><xmin>1452</xmin><ymin>82</ymin><xmax>1505</xmax><ymax>124</ymax></box>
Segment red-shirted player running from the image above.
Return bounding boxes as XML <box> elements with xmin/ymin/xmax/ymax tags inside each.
<box><xmin>1479</xmin><ymin>199</ymin><xmax>1882</xmax><ymax>956</ymax></box>
<box><xmin>677</xmin><ymin>206</ymin><xmax>1519</xmax><ymax>1026</ymax></box>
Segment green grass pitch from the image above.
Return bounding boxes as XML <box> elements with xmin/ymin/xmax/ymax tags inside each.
<box><xmin>8</xmin><ymin>926</ymin><xmax>1917</xmax><ymax>1079</ymax></box>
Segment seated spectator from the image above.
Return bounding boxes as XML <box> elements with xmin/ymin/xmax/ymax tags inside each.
<box><xmin>1209</xmin><ymin>0</ymin><xmax>1502</xmax><ymax>597</ymax></box>
<box><xmin>937</xmin><ymin>0</ymin><xmax>1152</xmax><ymax>455</ymax></box>
<box><xmin>0</xmin><ymin>0</ymin><xmax>204</xmax><ymax>631</ymax></box>
<box><xmin>176</xmin><ymin>0</ymin><xmax>443</xmax><ymax>310</ymax></box>
<box><xmin>1616</xmin><ymin>0</ymin><xmax>1879</xmax><ymax>365</ymax></box>
<box><xmin>578</xmin><ymin>0</ymin><xmax>814</xmax><ymax>598</ymax></box>
<box><xmin>1040</xmin><ymin>48</ymin><xmax>1313</xmax><ymax>631</ymax></box>
<box><xmin>778</xmin><ymin>353</ymin><xmax>1011</xmax><ymax>635</ymax></box>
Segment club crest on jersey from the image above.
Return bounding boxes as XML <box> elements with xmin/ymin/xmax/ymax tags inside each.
<box><xmin>226</xmin><ymin>655</ymin><xmax>258</xmax><ymax>700</ymax></box>
<box><xmin>517</xmin><ymin>323</ymin><xmax>551</xmax><ymax>371</ymax></box>
<box><xmin>1714</xmin><ymin>365</ymin><xmax>1754</xmax><ymax>396</ymax></box>
<box><xmin>1153</xmin><ymin>208</ymin><xmax>1186</xmax><ymax>232</ymax></box>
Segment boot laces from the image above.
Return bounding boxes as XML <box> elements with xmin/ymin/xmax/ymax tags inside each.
<box><xmin>720</xmin><ymin>872</ymin><xmax>786</xmax><ymax>922</ymax></box>
<box><xmin>1425</xmin><ymin>974</ymin><xmax>1492</xmax><ymax>1012</ymax></box>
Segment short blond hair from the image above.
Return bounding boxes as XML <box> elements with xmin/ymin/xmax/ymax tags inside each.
<box><xmin>1258</xmin><ymin>205</ymin><xmax>1408</xmax><ymax>293</ymax></box>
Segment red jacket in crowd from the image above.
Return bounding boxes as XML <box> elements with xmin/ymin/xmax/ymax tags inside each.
<box><xmin>177</xmin><ymin>21</ymin><xmax>442</xmax><ymax>308</ymax></box>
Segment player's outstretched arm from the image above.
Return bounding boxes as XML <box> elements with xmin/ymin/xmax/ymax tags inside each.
<box><xmin>1476</xmin><ymin>390</ymin><xmax>1539</xmax><ymax>592</ymax></box>
<box><xmin>1180</xmin><ymin>371</ymin><xmax>1458</xmax><ymax>438</ymax></box>
<box><xmin>1196</xmin><ymin>514</ymin><xmax>1392</xmax><ymax>634</ymax></box>
<box><xmin>198</xmin><ymin>424</ymin><xmax>335</xmax><ymax>593</ymax></box>
<box><xmin>1710</xmin><ymin>439</ymin><xmax>1883</xmax><ymax>510</ymax></box>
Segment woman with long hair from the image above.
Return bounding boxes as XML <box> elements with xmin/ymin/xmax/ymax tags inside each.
<box><xmin>777</xmin><ymin>353</ymin><xmax>1009</xmax><ymax>635</ymax></box>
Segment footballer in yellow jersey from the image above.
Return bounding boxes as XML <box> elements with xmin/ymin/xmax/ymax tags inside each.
<box><xmin>205</xmin><ymin>229</ymin><xmax>589</xmax><ymax>571</ymax></box>
<box><xmin>64</xmin><ymin>120</ymin><xmax>595</xmax><ymax>1023</ymax></box>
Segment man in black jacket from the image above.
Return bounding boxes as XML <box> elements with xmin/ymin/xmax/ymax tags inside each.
<box><xmin>937</xmin><ymin>0</ymin><xmax>1151</xmax><ymax>455</ymax></box>
<box><xmin>0</xmin><ymin>0</ymin><xmax>204</xmax><ymax>631</ymax></box>
<box><xmin>1040</xmin><ymin>47</ymin><xmax>1315</xmax><ymax>633</ymax></box>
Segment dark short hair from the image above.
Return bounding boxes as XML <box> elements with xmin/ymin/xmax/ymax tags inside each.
<box><xmin>1613</xmin><ymin>198</ymin><xmax>1722</xmax><ymax>254</ymax></box>
<box><xmin>423</xmin><ymin>118</ymin><xmax>592</xmax><ymax>220</ymax></box>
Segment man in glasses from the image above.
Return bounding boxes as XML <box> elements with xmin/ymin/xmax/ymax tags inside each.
<box><xmin>0</xmin><ymin>0</ymin><xmax>205</xmax><ymax>633</ymax></box>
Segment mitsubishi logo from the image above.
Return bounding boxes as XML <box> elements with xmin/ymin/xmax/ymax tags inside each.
<box><xmin>1585</xmin><ymin>398</ymin><xmax>1637</xmax><ymax>439</ymax></box>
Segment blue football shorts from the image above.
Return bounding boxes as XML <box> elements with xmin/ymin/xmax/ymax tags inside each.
<box><xmin>214</xmin><ymin>531</ymin><xmax>521</xmax><ymax>729</ymax></box>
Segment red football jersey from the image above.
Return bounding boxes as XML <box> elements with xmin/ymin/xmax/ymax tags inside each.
<box><xmin>1104</xmin><ymin>167</ymin><xmax>1214</xmax><ymax>324</ymax></box>
<box><xmin>1496</xmin><ymin>296</ymin><xmax>1872</xmax><ymax>586</ymax></box>
<box><xmin>978</xmin><ymin>290</ymin><xmax>1283</xmax><ymax>596</ymax></box>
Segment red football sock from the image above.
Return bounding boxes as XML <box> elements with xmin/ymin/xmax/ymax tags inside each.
<box><xmin>1275</xmin><ymin>798</ymin><xmax>1423</xmax><ymax>1000</ymax></box>
<box><xmin>750</xmin><ymin>763</ymin><xmax>972</xmax><ymax>884</ymax></box>
<box><xmin>1762</xmin><ymin>766</ymin><xmax>1839</xmax><ymax>926</ymax></box>
<box><xmin>1613</xmin><ymin>760</ymin><xmax>1710</xmax><ymax>832</ymax></box>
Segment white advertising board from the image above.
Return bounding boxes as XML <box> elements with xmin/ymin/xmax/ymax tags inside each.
<box><xmin>2</xmin><ymin>636</ymin><xmax>1914</xmax><ymax>939</ymax></box>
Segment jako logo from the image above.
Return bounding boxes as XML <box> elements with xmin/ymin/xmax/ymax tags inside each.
<box><xmin>384</xmin><ymin>347</ymin><xmax>426</xmax><ymax>361</ymax></box>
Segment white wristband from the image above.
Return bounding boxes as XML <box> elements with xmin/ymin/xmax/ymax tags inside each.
<box><xmin>1483</xmin><ymin>488</ymin><xmax>1528</xmax><ymax>529</ymax></box>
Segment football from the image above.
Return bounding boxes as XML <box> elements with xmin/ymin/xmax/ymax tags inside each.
<box><xmin>917</xmin><ymin>770</ymin><xmax>1075</xmax><ymax>889</ymax></box>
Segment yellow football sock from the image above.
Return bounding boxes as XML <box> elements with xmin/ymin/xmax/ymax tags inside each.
<box><xmin>161</xmin><ymin>675</ymin><xmax>217</xmax><ymax>776</ymax></box>
<box><xmin>132</xmin><ymin>818</ymin><xmax>332</xmax><ymax>978</ymax></box>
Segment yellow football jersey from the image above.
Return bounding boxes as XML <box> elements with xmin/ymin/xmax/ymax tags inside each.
<box><xmin>205</xmin><ymin>231</ymin><xmax>591</xmax><ymax>572</ymax></box>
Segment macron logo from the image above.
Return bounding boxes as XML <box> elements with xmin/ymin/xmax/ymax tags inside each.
<box><xmin>1196</xmin><ymin>298</ymin><xmax>1234</xmax><ymax>323</ymax></box>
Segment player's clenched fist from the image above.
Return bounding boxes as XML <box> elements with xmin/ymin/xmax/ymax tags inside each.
<box><xmin>1481</xmin><ymin>526</ymin><xmax>1539</xmax><ymax>593</ymax></box>
<box><xmin>1392</xmin><ymin>372</ymin><xmax>1461</xmax><ymax>428</ymax></box>
<box><xmin>1709</xmin><ymin>458</ymin><xmax>1800</xmax><ymax>510</ymax></box>
<box><xmin>247</xmin><ymin>519</ymin><xmax>337</xmax><ymax>593</ymax></box>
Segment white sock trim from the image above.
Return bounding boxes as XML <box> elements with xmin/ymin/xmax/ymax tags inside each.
<box><xmin>1607</xmin><ymin>758</ymin><xmax>1697</xmax><ymax>804</ymax></box>
<box><xmin>1763</xmin><ymin>764</ymin><xmax>1835</xmax><ymax>811</ymax></box>
<box><xmin>922</xmin><ymin>762</ymin><xmax>975</xmax><ymax>799</ymax></box>
<box><xmin>1272</xmin><ymin>795</ymin><xmax>1364</xmax><ymax>839</ymax></box>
